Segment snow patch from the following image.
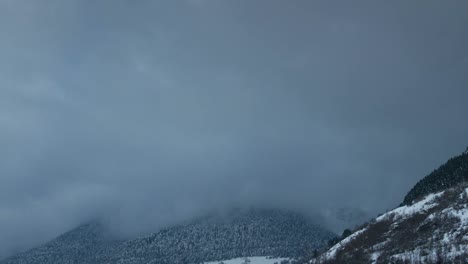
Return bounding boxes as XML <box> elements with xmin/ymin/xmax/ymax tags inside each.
<box><xmin>376</xmin><ymin>191</ymin><xmax>444</xmax><ymax>222</ymax></box>
<box><xmin>370</xmin><ymin>252</ymin><xmax>381</xmax><ymax>264</ymax></box>
<box><xmin>204</xmin><ymin>256</ymin><xmax>288</xmax><ymax>264</ymax></box>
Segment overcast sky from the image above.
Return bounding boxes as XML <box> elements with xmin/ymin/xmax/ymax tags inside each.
<box><xmin>1</xmin><ymin>0</ymin><xmax>468</xmax><ymax>257</ymax></box>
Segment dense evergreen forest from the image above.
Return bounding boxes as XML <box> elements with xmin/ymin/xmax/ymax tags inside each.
<box><xmin>403</xmin><ymin>148</ymin><xmax>468</xmax><ymax>205</ymax></box>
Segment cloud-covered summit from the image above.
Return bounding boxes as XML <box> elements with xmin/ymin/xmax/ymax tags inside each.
<box><xmin>1</xmin><ymin>0</ymin><xmax>468</xmax><ymax>258</ymax></box>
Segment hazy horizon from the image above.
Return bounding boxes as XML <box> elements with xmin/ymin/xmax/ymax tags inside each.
<box><xmin>1</xmin><ymin>0</ymin><xmax>468</xmax><ymax>258</ymax></box>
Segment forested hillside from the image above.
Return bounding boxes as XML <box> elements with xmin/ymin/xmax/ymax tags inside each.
<box><xmin>1</xmin><ymin>209</ymin><xmax>333</xmax><ymax>264</ymax></box>
<box><xmin>106</xmin><ymin>209</ymin><xmax>333</xmax><ymax>264</ymax></box>
<box><xmin>403</xmin><ymin>148</ymin><xmax>468</xmax><ymax>205</ymax></box>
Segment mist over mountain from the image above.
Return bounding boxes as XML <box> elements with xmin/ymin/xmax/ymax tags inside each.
<box><xmin>0</xmin><ymin>208</ymin><xmax>334</xmax><ymax>264</ymax></box>
<box><xmin>1</xmin><ymin>0</ymin><xmax>468</xmax><ymax>259</ymax></box>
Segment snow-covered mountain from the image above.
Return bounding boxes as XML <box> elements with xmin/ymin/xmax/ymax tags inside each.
<box><xmin>0</xmin><ymin>209</ymin><xmax>333</xmax><ymax>264</ymax></box>
<box><xmin>311</xmin><ymin>150</ymin><xmax>468</xmax><ymax>264</ymax></box>
<box><xmin>313</xmin><ymin>185</ymin><xmax>467</xmax><ymax>263</ymax></box>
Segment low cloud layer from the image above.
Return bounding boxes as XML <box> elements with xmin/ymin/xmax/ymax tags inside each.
<box><xmin>1</xmin><ymin>0</ymin><xmax>468</xmax><ymax>258</ymax></box>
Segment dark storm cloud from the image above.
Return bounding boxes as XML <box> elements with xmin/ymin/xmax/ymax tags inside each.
<box><xmin>1</xmin><ymin>0</ymin><xmax>468</xmax><ymax>257</ymax></box>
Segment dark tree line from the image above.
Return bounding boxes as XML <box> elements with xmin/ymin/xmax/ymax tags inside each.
<box><xmin>403</xmin><ymin>148</ymin><xmax>468</xmax><ymax>205</ymax></box>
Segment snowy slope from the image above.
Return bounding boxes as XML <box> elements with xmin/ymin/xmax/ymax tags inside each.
<box><xmin>204</xmin><ymin>256</ymin><xmax>288</xmax><ymax>264</ymax></box>
<box><xmin>312</xmin><ymin>184</ymin><xmax>468</xmax><ymax>263</ymax></box>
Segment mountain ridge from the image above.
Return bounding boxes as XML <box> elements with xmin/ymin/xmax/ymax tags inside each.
<box><xmin>403</xmin><ymin>149</ymin><xmax>468</xmax><ymax>205</ymax></box>
<box><xmin>311</xmin><ymin>148</ymin><xmax>468</xmax><ymax>264</ymax></box>
<box><xmin>1</xmin><ymin>208</ymin><xmax>333</xmax><ymax>264</ymax></box>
